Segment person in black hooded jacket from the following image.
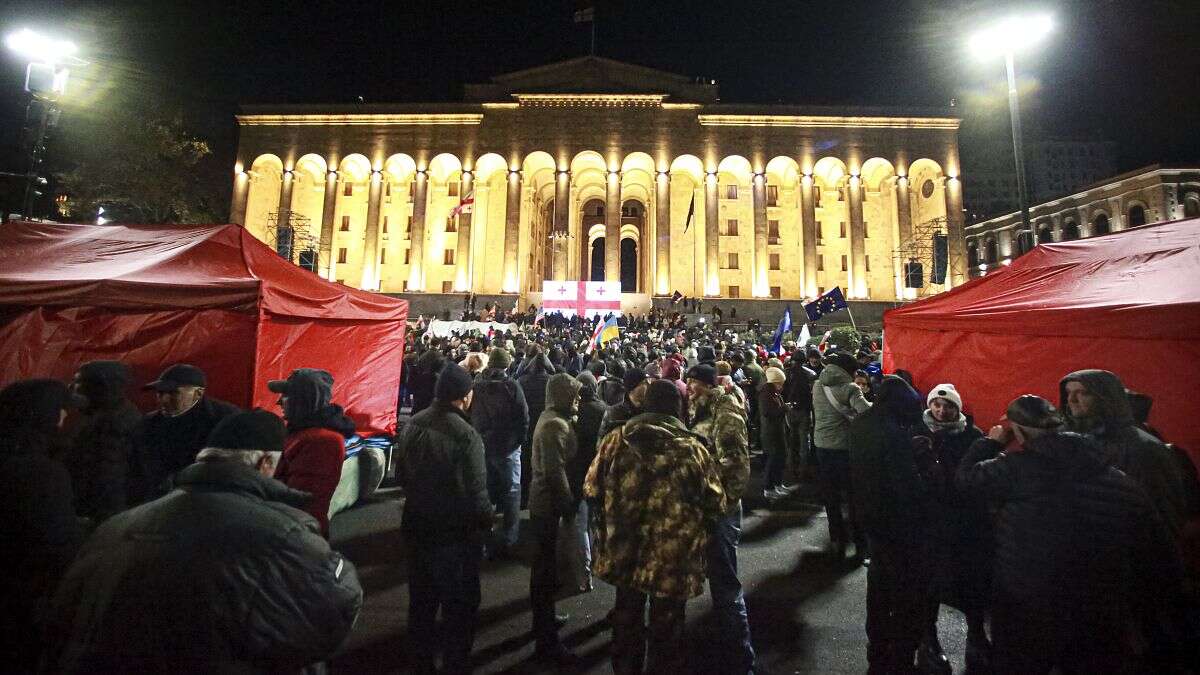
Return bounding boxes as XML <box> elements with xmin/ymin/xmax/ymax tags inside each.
<box><xmin>519</xmin><ymin>353</ymin><xmax>554</xmax><ymax>503</ymax></box>
<box><xmin>0</xmin><ymin>379</ymin><xmax>84</xmax><ymax>672</ymax></box>
<box><xmin>848</xmin><ymin>375</ymin><xmax>927</xmax><ymax>674</ymax></box>
<box><xmin>43</xmin><ymin>410</ymin><xmax>362</xmax><ymax>674</ymax></box>
<box><xmin>68</xmin><ymin>360</ymin><xmax>142</xmax><ymax>522</ymax></box>
<box><xmin>410</xmin><ymin>348</ymin><xmax>446</xmax><ymax>416</ymax></box>
<box><xmin>470</xmin><ymin>347</ymin><xmax>528</xmax><ymax>557</ymax></box>
<box><xmin>957</xmin><ymin>395</ymin><xmax>1183</xmax><ymax>674</ymax></box>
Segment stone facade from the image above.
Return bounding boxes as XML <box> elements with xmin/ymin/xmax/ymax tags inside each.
<box><xmin>965</xmin><ymin>164</ymin><xmax>1200</xmax><ymax>276</ymax></box>
<box><xmin>231</xmin><ymin>57</ymin><xmax>968</xmax><ymax>306</ymax></box>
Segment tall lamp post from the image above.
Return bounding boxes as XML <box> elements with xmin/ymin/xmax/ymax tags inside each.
<box><xmin>969</xmin><ymin>15</ymin><xmax>1053</xmax><ymax>251</ymax></box>
<box><xmin>4</xmin><ymin>28</ymin><xmax>82</xmax><ymax>219</ymax></box>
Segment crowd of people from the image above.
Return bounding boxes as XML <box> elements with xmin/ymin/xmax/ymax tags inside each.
<box><xmin>4</xmin><ymin>306</ymin><xmax>1198</xmax><ymax>674</ymax></box>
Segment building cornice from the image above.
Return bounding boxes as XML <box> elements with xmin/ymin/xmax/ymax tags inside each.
<box><xmin>512</xmin><ymin>93</ymin><xmax>667</xmax><ymax>107</ymax></box>
<box><xmin>235</xmin><ymin>113</ymin><xmax>484</xmax><ymax>126</ymax></box>
<box><xmin>696</xmin><ymin>114</ymin><xmax>960</xmax><ymax>130</ymax></box>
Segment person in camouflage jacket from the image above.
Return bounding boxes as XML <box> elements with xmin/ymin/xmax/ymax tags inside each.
<box><xmin>685</xmin><ymin>363</ymin><xmax>758</xmax><ymax>674</ymax></box>
<box><xmin>585</xmin><ymin>380</ymin><xmax>725</xmax><ymax>674</ymax></box>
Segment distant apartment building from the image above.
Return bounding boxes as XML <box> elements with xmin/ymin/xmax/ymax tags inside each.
<box><xmin>964</xmin><ymin>136</ymin><xmax>1116</xmax><ymax>222</ymax></box>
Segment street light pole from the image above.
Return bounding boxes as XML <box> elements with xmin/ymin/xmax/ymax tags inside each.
<box><xmin>1004</xmin><ymin>52</ymin><xmax>1034</xmax><ymax>249</ymax></box>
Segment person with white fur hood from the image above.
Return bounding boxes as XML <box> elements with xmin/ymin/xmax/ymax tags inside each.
<box><xmin>907</xmin><ymin>383</ymin><xmax>990</xmax><ymax>674</ymax></box>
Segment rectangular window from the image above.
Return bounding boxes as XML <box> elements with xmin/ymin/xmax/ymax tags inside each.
<box><xmin>724</xmin><ymin>184</ymin><xmax>738</xmax><ymax>200</ymax></box>
<box><xmin>838</xmin><ymin>187</ymin><xmax>845</xmax><ymax>202</ymax></box>
<box><xmin>723</xmin><ymin>219</ymin><xmax>739</xmax><ymax>236</ymax></box>
<box><xmin>816</xmin><ymin>220</ymin><xmax>823</xmax><ymax>246</ymax></box>
<box><xmin>813</xmin><ymin>187</ymin><xmax>822</xmax><ymax>207</ymax></box>
<box><xmin>406</xmin><ymin>215</ymin><xmax>413</xmax><ymax>235</ymax></box>
<box><xmin>409</xmin><ymin>181</ymin><xmax>416</xmax><ymax>199</ymax></box>
<box><xmin>385</xmin><ymin>182</ymin><xmax>392</xmax><ymax>197</ymax></box>
<box><xmin>766</xmin><ymin>185</ymin><xmax>779</xmax><ymax>207</ymax></box>
<box><xmin>380</xmin><ymin>249</ymin><xmax>387</xmax><ymax>265</ymax></box>
<box><xmin>728</xmin><ymin>285</ymin><xmax>740</xmax><ymax>298</ymax></box>
<box><xmin>448</xmin><ymin>182</ymin><xmax>460</xmax><ymax>197</ymax></box>
<box><xmin>444</xmin><ymin>249</ymin><xmax>455</xmax><ymax>265</ymax></box>
<box><xmin>402</xmin><ymin>280</ymin><xmax>409</xmax><ymax>291</ymax></box>
<box><xmin>404</xmin><ymin>248</ymin><xmax>411</xmax><ymax>264</ymax></box>
<box><xmin>818</xmin><ymin>285</ymin><xmax>825</xmax><ymax>295</ymax></box>
<box><xmin>446</xmin><ymin>217</ymin><xmax>457</xmax><ymax>233</ymax></box>
<box><xmin>770</xmin><ymin>286</ymin><xmax>781</xmax><ymax>299</ymax></box>
<box><xmin>337</xmin><ymin>248</ymin><xmax>348</xmax><ymax>264</ymax></box>
<box><xmin>343</xmin><ymin>182</ymin><xmax>353</xmax><ymax>197</ymax></box>
<box><xmin>864</xmin><ymin>221</ymin><xmax>869</xmax><ymax>239</ymax></box>
<box><xmin>865</xmin><ymin>255</ymin><xmax>871</xmax><ymax>272</ymax></box>
<box><xmin>726</xmin><ymin>252</ymin><xmax>739</xmax><ymax>269</ymax></box>
<box><xmin>336</xmin><ymin>279</ymin><xmax>345</xmax><ymax>285</ymax></box>
<box><xmin>382</xmin><ymin>216</ymin><xmax>389</xmax><ymax>234</ymax></box>
<box><xmin>768</xmin><ymin>219</ymin><xmax>780</xmax><ymax>245</ymax></box>
<box><xmin>841</xmin><ymin>255</ymin><xmax>848</xmax><ymax>272</ymax></box>
<box><xmin>442</xmin><ymin>280</ymin><xmax>453</xmax><ymax>293</ymax></box>
<box><xmin>340</xmin><ymin>216</ymin><xmax>351</xmax><ymax>232</ymax></box>
<box><xmin>818</xmin><ymin>254</ymin><xmax>824</xmax><ymax>271</ymax></box>
<box><xmin>840</xmin><ymin>222</ymin><xmax>847</xmax><ymax>238</ymax></box>
<box><xmin>769</xmin><ymin>253</ymin><xmax>780</xmax><ymax>270</ymax></box>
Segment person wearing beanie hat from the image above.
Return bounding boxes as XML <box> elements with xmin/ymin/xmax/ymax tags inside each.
<box><xmin>957</xmin><ymin>394</ymin><xmax>1182</xmax><ymax>673</ymax></box>
<box><xmin>396</xmin><ymin>361</ymin><xmax>494</xmax><ymax>674</ymax></box>
<box><xmin>584</xmin><ymin>375</ymin><xmax>725</xmax><ymax>674</ymax></box>
<box><xmin>686</xmin><ymin>359</ymin><xmax>758</xmax><ymax>673</ymax></box>
<box><xmin>528</xmin><ymin>373</ymin><xmax>582</xmax><ymax>663</ymax></box>
<box><xmin>759</xmin><ymin>366</ymin><xmax>793</xmax><ymax>503</ymax></box>
<box><xmin>908</xmin><ymin>382</ymin><xmax>987</xmax><ymax>671</ymax></box>
<box><xmin>45</xmin><ymin>403</ymin><xmax>363</xmax><ymax>675</ymax></box>
<box><xmin>470</xmin><ymin>355</ymin><xmax>529</xmax><ymax>559</ymax></box>
<box><xmin>268</xmin><ymin>368</ymin><xmax>355</xmax><ymax>538</ymax></box>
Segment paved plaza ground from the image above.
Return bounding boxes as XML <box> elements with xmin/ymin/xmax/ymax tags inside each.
<box><xmin>328</xmin><ymin>455</ymin><xmax>971</xmax><ymax>674</ymax></box>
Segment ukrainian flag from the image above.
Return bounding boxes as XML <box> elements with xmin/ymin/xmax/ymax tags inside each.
<box><xmin>589</xmin><ymin>316</ymin><xmax>620</xmax><ymax>352</ymax></box>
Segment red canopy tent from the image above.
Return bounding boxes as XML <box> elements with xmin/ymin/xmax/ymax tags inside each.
<box><xmin>0</xmin><ymin>222</ymin><xmax>407</xmax><ymax>434</ymax></box>
<box><xmin>884</xmin><ymin>218</ymin><xmax>1200</xmax><ymax>463</ymax></box>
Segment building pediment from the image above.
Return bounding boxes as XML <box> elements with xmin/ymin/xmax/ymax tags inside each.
<box><xmin>464</xmin><ymin>56</ymin><xmax>719</xmax><ymax>103</ymax></box>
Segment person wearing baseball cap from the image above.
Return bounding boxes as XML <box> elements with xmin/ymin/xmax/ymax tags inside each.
<box><xmin>958</xmin><ymin>395</ymin><xmax>1183</xmax><ymax>673</ymax></box>
<box><xmin>267</xmin><ymin>368</ymin><xmax>356</xmax><ymax>537</ymax></box>
<box><xmin>132</xmin><ymin>364</ymin><xmax>239</xmax><ymax>504</ymax></box>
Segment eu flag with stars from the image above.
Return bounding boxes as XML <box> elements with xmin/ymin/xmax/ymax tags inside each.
<box><xmin>804</xmin><ymin>287</ymin><xmax>849</xmax><ymax>322</ymax></box>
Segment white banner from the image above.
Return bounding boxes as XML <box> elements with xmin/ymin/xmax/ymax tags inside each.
<box><xmin>425</xmin><ymin>320</ymin><xmax>515</xmax><ymax>338</ymax></box>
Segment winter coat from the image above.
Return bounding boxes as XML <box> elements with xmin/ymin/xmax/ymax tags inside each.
<box><xmin>43</xmin><ymin>459</ymin><xmax>362</xmax><ymax>674</ymax></box>
<box><xmin>783</xmin><ymin>360</ymin><xmax>816</xmax><ymax>413</ymax></box>
<box><xmin>1060</xmin><ymin>369</ymin><xmax>1187</xmax><ymax>537</ymax></box>
<box><xmin>812</xmin><ymin>363</ymin><xmax>872</xmax><ymax>450</ymax></box>
<box><xmin>908</xmin><ymin>413</ymin><xmax>988</xmax><ymax>544</ymax></box>
<box><xmin>69</xmin><ymin>364</ymin><xmax>142</xmax><ymax>522</ymax></box>
<box><xmin>519</xmin><ymin>355</ymin><xmax>554</xmax><ymax>435</ymax></box>
<box><xmin>570</xmin><ymin>379</ymin><xmax>607</xmax><ymax>503</ymax></box>
<box><xmin>397</xmin><ymin>400</ymin><xmax>494</xmax><ymax>544</ymax></box>
<box><xmin>529</xmin><ymin>374</ymin><xmax>580</xmax><ymax>517</ymax></box>
<box><xmin>757</xmin><ymin>382</ymin><xmax>789</xmax><ymax>454</ymax></box>
<box><xmin>132</xmin><ymin>396</ymin><xmax>240</xmax><ymax>503</ymax></box>
<box><xmin>957</xmin><ymin>432</ymin><xmax>1183</xmax><ymax>641</ymax></box>
<box><xmin>584</xmin><ymin>412</ymin><xmax>726</xmax><ymax>599</ymax></box>
<box><xmin>410</xmin><ymin>350</ymin><xmax>445</xmax><ymax>415</ymax></box>
<box><xmin>848</xmin><ymin>376</ymin><xmax>927</xmax><ymax>545</ymax></box>
<box><xmin>275</xmin><ymin>405</ymin><xmax>355</xmax><ymax>537</ymax></box>
<box><xmin>600</xmin><ymin>398</ymin><xmax>641</xmax><ymax>439</ymax></box>
<box><xmin>470</xmin><ymin>367</ymin><xmax>529</xmax><ymax>455</ymax></box>
<box><xmin>690</xmin><ymin>386</ymin><xmax>751</xmax><ymax>510</ymax></box>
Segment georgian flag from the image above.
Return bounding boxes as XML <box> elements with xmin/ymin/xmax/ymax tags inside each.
<box><xmin>542</xmin><ymin>281</ymin><xmax>621</xmax><ymax>318</ymax></box>
<box><xmin>449</xmin><ymin>190</ymin><xmax>474</xmax><ymax>217</ymax></box>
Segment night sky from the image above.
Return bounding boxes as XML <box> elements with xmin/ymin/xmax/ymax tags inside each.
<box><xmin>2</xmin><ymin>0</ymin><xmax>1198</xmax><ymax>190</ymax></box>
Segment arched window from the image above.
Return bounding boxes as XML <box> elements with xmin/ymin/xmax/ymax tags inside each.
<box><xmin>968</xmin><ymin>243</ymin><xmax>979</xmax><ymax>267</ymax></box>
<box><xmin>984</xmin><ymin>238</ymin><xmax>998</xmax><ymax>263</ymax></box>
<box><xmin>1185</xmin><ymin>195</ymin><xmax>1200</xmax><ymax>218</ymax></box>
<box><xmin>1128</xmin><ymin>204</ymin><xmax>1147</xmax><ymax>227</ymax></box>
<box><xmin>1062</xmin><ymin>220</ymin><xmax>1080</xmax><ymax>240</ymax></box>
<box><xmin>1015</xmin><ymin>230</ymin><xmax>1034</xmax><ymax>255</ymax></box>
<box><xmin>1093</xmin><ymin>213</ymin><xmax>1110</xmax><ymax>235</ymax></box>
<box><xmin>1037</xmin><ymin>224</ymin><xmax>1053</xmax><ymax>243</ymax></box>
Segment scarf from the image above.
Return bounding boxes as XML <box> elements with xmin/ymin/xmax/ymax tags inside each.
<box><xmin>923</xmin><ymin>408</ymin><xmax>967</xmax><ymax>434</ymax></box>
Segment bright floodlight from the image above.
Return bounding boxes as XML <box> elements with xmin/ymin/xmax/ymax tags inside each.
<box><xmin>968</xmin><ymin>14</ymin><xmax>1053</xmax><ymax>59</ymax></box>
<box><xmin>5</xmin><ymin>28</ymin><xmax>78</xmax><ymax>64</ymax></box>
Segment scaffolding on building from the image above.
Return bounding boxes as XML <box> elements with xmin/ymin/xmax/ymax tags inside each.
<box><xmin>265</xmin><ymin>210</ymin><xmax>328</xmax><ymax>277</ymax></box>
<box><xmin>891</xmin><ymin>215</ymin><xmax>956</xmax><ymax>299</ymax></box>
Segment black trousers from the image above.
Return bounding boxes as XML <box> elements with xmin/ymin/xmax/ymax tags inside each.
<box><xmin>529</xmin><ymin>514</ymin><xmax>562</xmax><ymax>650</ymax></box>
<box><xmin>866</xmin><ymin>538</ymin><xmax>930</xmax><ymax>675</ymax></box>
<box><xmin>406</xmin><ymin>538</ymin><xmax>481</xmax><ymax>675</ymax></box>
<box><xmin>611</xmin><ymin>586</ymin><xmax>686</xmax><ymax>674</ymax></box>
<box><xmin>991</xmin><ymin>597</ymin><xmax>1129</xmax><ymax>675</ymax></box>
<box><xmin>817</xmin><ymin>446</ymin><xmax>866</xmax><ymax>549</ymax></box>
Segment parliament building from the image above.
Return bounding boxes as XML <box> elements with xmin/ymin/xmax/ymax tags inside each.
<box><xmin>231</xmin><ymin>57</ymin><xmax>968</xmax><ymax>307</ymax></box>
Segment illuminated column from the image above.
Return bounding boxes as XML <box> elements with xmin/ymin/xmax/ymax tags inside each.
<box><xmin>553</xmin><ymin>170</ymin><xmax>570</xmax><ymax>281</ymax></box>
<box><xmin>318</xmin><ymin>170</ymin><xmax>338</xmax><ymax>279</ymax></box>
<box><xmin>277</xmin><ymin>170</ymin><xmax>295</xmax><ymax>230</ymax></box>
<box><xmin>847</xmin><ymin>174</ymin><xmax>867</xmax><ymax>297</ymax></box>
<box><xmin>654</xmin><ymin>171</ymin><xmax>671</xmax><ymax>295</ymax></box>
<box><xmin>752</xmin><ymin>172</ymin><xmax>768</xmax><ymax>296</ymax></box>
<box><xmin>361</xmin><ymin>169</ymin><xmax>384</xmax><ymax>290</ymax></box>
<box><xmin>502</xmin><ymin>169</ymin><xmax>522</xmax><ymax>292</ymax></box>
<box><xmin>454</xmin><ymin>170</ymin><xmax>474</xmax><ymax>291</ymax></box>
<box><xmin>408</xmin><ymin>169</ymin><xmax>428</xmax><ymax>291</ymax></box>
<box><xmin>799</xmin><ymin>174</ymin><xmax>818</xmax><ymax>298</ymax></box>
<box><xmin>1051</xmin><ymin>213</ymin><xmax>1063</xmax><ymax>242</ymax></box>
<box><xmin>230</xmin><ymin>170</ymin><xmax>250</xmax><ymax>225</ymax></box>
<box><xmin>604</xmin><ymin>170</ymin><xmax>621</xmax><ymax>284</ymax></box>
<box><xmin>943</xmin><ymin>176</ymin><xmax>967</xmax><ymax>286</ymax></box>
<box><xmin>894</xmin><ymin>175</ymin><xmax>913</xmax><ymax>298</ymax></box>
<box><xmin>704</xmin><ymin>171</ymin><xmax>719</xmax><ymax>295</ymax></box>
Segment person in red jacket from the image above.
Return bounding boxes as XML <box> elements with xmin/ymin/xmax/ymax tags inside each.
<box><xmin>268</xmin><ymin>368</ymin><xmax>355</xmax><ymax>537</ymax></box>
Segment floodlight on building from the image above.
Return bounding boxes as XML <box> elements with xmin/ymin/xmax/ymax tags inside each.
<box><xmin>968</xmin><ymin>14</ymin><xmax>1053</xmax><ymax>59</ymax></box>
<box><xmin>5</xmin><ymin>28</ymin><xmax>77</xmax><ymax>65</ymax></box>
